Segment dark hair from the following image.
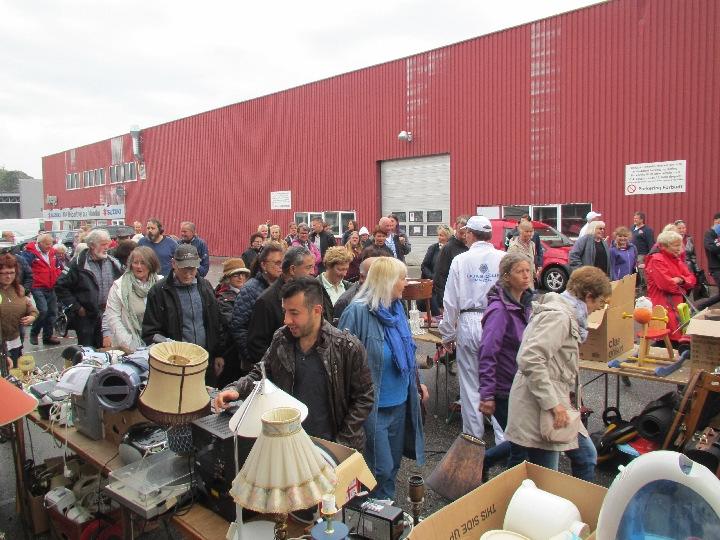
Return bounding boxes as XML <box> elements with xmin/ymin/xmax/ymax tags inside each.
<box><xmin>566</xmin><ymin>266</ymin><xmax>612</xmax><ymax>300</ymax></box>
<box><xmin>147</xmin><ymin>217</ymin><xmax>164</xmax><ymax>234</ymax></box>
<box><xmin>0</xmin><ymin>253</ymin><xmax>24</xmax><ymax>296</ymax></box>
<box><xmin>714</xmin><ymin>212</ymin><xmax>720</xmax><ymax>221</ymax></box>
<box><xmin>311</xmin><ymin>216</ymin><xmax>323</xmax><ymax>224</ymax></box>
<box><xmin>249</xmin><ymin>232</ymin><xmax>264</xmax><ymax>245</ymax></box>
<box><xmin>361</xmin><ymin>247</ymin><xmax>389</xmax><ymax>261</ymax></box>
<box><xmin>346</xmin><ymin>219</ymin><xmax>359</xmax><ymax>232</ymax></box>
<box><xmin>282</xmin><ymin>246</ymin><xmax>311</xmax><ymax>273</ymax></box>
<box><xmin>520</xmin><ymin>214</ymin><xmax>531</xmax><ymax>222</ymax></box>
<box><xmin>115</xmin><ymin>240</ymin><xmax>139</xmax><ymax>266</ymax></box>
<box><xmin>634</xmin><ymin>211</ymin><xmax>646</xmax><ymax>222</ymax></box>
<box><xmin>467</xmin><ymin>229</ymin><xmax>492</xmax><ymax>242</ymax></box>
<box><xmin>250</xmin><ymin>244</ymin><xmax>283</xmax><ymax>277</ymax></box>
<box><xmin>280</xmin><ymin>276</ymin><xmax>324</xmax><ymax>310</ymax></box>
<box><xmin>373</xmin><ymin>226</ymin><xmax>386</xmax><ymax>236</ymax></box>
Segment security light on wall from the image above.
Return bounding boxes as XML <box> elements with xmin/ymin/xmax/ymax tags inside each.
<box><xmin>398</xmin><ymin>130</ymin><xmax>413</xmax><ymax>142</ymax></box>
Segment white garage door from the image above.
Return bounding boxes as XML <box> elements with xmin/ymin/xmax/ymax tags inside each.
<box><xmin>381</xmin><ymin>154</ymin><xmax>451</xmax><ymax>266</ymax></box>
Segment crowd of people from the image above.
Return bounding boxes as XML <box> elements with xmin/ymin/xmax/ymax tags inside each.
<box><xmin>1</xmin><ymin>208</ymin><xmax>719</xmax><ymax>500</ymax></box>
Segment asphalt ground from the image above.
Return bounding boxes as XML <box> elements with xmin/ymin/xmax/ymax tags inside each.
<box><xmin>1</xmin><ymin>257</ymin><xmax>715</xmax><ymax>537</ymax></box>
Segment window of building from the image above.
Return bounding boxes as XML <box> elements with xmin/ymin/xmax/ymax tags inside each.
<box><xmin>96</xmin><ymin>168</ymin><xmax>105</xmax><ymax>186</ymax></box>
<box><xmin>500</xmin><ymin>203</ymin><xmax>591</xmax><ymax>240</ymax></box>
<box><xmin>73</xmin><ymin>173</ymin><xmax>79</xmax><ymax>189</ymax></box>
<box><xmin>125</xmin><ymin>162</ymin><xmax>137</xmax><ymax>182</ymax></box>
<box><xmin>66</xmin><ymin>174</ymin><xmax>72</xmax><ymax>190</ymax></box>
<box><xmin>294</xmin><ymin>211</ymin><xmax>356</xmax><ymax>236</ymax></box>
<box><xmin>83</xmin><ymin>171</ymin><xmax>89</xmax><ymax>188</ymax></box>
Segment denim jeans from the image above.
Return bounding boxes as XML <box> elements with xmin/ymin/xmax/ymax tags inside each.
<box><xmin>31</xmin><ymin>288</ymin><xmax>57</xmax><ymax>339</ymax></box>
<box><xmin>365</xmin><ymin>402</ymin><xmax>407</xmax><ymax>500</ymax></box>
<box><xmin>507</xmin><ymin>434</ymin><xmax>596</xmax><ymax>480</ymax></box>
<box><xmin>566</xmin><ymin>434</ymin><xmax>597</xmax><ymax>482</ymax></box>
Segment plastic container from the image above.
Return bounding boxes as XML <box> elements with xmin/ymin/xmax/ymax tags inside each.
<box><xmin>504</xmin><ymin>479</ymin><xmax>588</xmax><ymax>540</ymax></box>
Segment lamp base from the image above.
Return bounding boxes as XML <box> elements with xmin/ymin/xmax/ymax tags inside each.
<box><xmin>226</xmin><ymin>519</ymin><xmax>275</xmax><ymax>540</ymax></box>
<box><xmin>310</xmin><ymin>519</ymin><xmax>349</xmax><ymax>540</ymax></box>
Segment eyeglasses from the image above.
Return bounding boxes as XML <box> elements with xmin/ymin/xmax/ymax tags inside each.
<box><xmin>0</xmin><ymin>270</ymin><xmax>16</xmax><ymax>276</ymax></box>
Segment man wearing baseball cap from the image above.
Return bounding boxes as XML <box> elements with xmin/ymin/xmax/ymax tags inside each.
<box><xmin>579</xmin><ymin>210</ymin><xmax>602</xmax><ymax>237</ymax></box>
<box><xmin>142</xmin><ymin>244</ymin><xmax>225</xmax><ymax>384</ymax></box>
<box><xmin>439</xmin><ymin>215</ymin><xmax>506</xmax><ymax>440</ymax></box>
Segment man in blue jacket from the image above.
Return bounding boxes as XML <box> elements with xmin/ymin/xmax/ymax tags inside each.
<box><xmin>179</xmin><ymin>221</ymin><xmax>210</xmax><ymax>277</ymax></box>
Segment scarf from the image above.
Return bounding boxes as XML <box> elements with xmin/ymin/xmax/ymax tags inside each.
<box><xmin>374</xmin><ymin>299</ymin><xmax>416</xmax><ymax>375</ymax></box>
<box><xmin>560</xmin><ymin>291</ymin><xmax>589</xmax><ymax>343</ymax></box>
<box><xmin>121</xmin><ymin>271</ymin><xmax>157</xmax><ymax>335</ymax></box>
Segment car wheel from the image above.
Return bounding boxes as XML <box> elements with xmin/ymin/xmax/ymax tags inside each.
<box><xmin>542</xmin><ymin>266</ymin><xmax>568</xmax><ymax>293</ymax></box>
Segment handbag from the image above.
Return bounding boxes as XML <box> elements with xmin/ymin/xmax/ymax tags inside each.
<box><xmin>540</xmin><ymin>385</ymin><xmax>582</xmax><ymax>444</ymax></box>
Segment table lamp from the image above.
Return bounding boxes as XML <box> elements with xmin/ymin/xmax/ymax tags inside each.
<box><xmin>138</xmin><ymin>342</ymin><xmax>210</xmax><ymax>453</ymax></box>
<box><xmin>230</xmin><ymin>407</ymin><xmax>337</xmax><ymax>540</ymax></box>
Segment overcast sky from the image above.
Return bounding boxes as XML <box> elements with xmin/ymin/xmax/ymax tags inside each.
<box><xmin>1</xmin><ymin>0</ymin><xmax>602</xmax><ymax>178</ymax></box>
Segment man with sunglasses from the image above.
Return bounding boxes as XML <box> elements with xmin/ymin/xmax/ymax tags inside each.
<box><xmin>569</xmin><ymin>221</ymin><xmax>613</xmax><ymax>277</ymax></box>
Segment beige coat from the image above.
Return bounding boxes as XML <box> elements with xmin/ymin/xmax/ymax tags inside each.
<box><xmin>504</xmin><ymin>292</ymin><xmax>584</xmax><ymax>452</ymax></box>
<box><xmin>507</xmin><ymin>236</ymin><xmax>536</xmax><ymax>276</ymax></box>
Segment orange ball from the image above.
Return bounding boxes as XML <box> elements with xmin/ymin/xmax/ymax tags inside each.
<box><xmin>633</xmin><ymin>307</ymin><xmax>652</xmax><ymax>324</ymax></box>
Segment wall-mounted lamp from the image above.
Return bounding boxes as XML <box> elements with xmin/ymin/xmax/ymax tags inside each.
<box><xmin>130</xmin><ymin>125</ymin><xmax>143</xmax><ymax>160</ymax></box>
<box><xmin>398</xmin><ymin>130</ymin><xmax>413</xmax><ymax>143</ymax></box>
<box><xmin>115</xmin><ymin>186</ymin><xmax>126</xmax><ymax>202</ymax></box>
<box><xmin>46</xmin><ymin>195</ymin><xmax>58</xmax><ymax>207</ymax></box>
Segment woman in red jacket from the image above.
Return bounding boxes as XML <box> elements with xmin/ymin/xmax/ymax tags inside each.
<box><xmin>645</xmin><ymin>230</ymin><xmax>696</xmax><ymax>343</ymax></box>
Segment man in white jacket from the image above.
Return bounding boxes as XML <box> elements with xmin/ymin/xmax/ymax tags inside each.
<box><xmin>440</xmin><ymin>215</ymin><xmax>506</xmax><ymax>439</ymax></box>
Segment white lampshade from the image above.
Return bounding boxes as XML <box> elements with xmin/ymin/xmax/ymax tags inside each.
<box><xmin>230</xmin><ymin>407</ymin><xmax>336</xmax><ymax>514</ymax></box>
<box><xmin>228</xmin><ymin>379</ymin><xmax>308</xmax><ymax>438</ymax></box>
<box><xmin>138</xmin><ymin>342</ymin><xmax>210</xmax><ymax>425</ymax></box>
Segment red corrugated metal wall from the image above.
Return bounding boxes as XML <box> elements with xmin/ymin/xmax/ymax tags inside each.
<box><xmin>43</xmin><ymin>0</ymin><xmax>720</xmax><ymax>267</ymax></box>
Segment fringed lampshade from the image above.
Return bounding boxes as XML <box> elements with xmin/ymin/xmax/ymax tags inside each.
<box><xmin>230</xmin><ymin>407</ymin><xmax>336</xmax><ymax>515</ymax></box>
<box><xmin>138</xmin><ymin>342</ymin><xmax>210</xmax><ymax>426</ymax></box>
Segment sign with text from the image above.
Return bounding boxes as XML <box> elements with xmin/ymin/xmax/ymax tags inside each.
<box><xmin>42</xmin><ymin>204</ymin><xmax>125</xmax><ymax>221</ymax></box>
<box><xmin>624</xmin><ymin>160</ymin><xmax>686</xmax><ymax>195</ymax></box>
<box><xmin>270</xmin><ymin>190</ymin><xmax>292</xmax><ymax>210</ymax></box>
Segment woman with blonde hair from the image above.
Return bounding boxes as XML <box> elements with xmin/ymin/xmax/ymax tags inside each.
<box><xmin>267</xmin><ymin>225</ymin><xmax>288</xmax><ymax>250</ymax></box>
<box><xmin>344</xmin><ymin>231</ymin><xmax>363</xmax><ymax>282</ymax></box>
<box><xmin>339</xmin><ymin>257</ymin><xmax>428</xmax><ymax>500</ymax></box>
<box><xmin>610</xmin><ymin>226</ymin><xmax>637</xmax><ymax>280</ymax></box>
<box><xmin>102</xmin><ymin>246</ymin><xmax>161</xmax><ymax>352</ymax></box>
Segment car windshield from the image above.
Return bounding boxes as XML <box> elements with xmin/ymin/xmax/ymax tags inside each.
<box><xmin>536</xmin><ymin>225</ymin><xmax>573</xmax><ymax>247</ymax></box>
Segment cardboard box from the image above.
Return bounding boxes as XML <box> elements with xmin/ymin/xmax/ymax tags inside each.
<box><xmin>311</xmin><ymin>437</ymin><xmax>377</xmax><ymax>508</ymax></box>
<box><xmin>408</xmin><ymin>462</ymin><xmax>607</xmax><ymax>540</ymax></box>
<box><xmin>687</xmin><ymin>309</ymin><xmax>720</xmax><ymax>373</ymax></box>
<box><xmin>579</xmin><ymin>273</ymin><xmax>636</xmax><ymax>362</ymax></box>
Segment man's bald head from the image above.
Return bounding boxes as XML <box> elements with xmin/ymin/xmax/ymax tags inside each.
<box><xmin>359</xmin><ymin>256</ymin><xmax>380</xmax><ymax>284</ymax></box>
<box><xmin>378</xmin><ymin>217</ymin><xmax>393</xmax><ymax>234</ymax></box>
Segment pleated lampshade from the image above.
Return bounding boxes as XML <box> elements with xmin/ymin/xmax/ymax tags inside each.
<box><xmin>230</xmin><ymin>407</ymin><xmax>336</xmax><ymax>514</ymax></box>
<box><xmin>138</xmin><ymin>342</ymin><xmax>210</xmax><ymax>425</ymax></box>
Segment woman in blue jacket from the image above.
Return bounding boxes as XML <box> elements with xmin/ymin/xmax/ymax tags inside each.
<box><xmin>338</xmin><ymin>257</ymin><xmax>428</xmax><ymax>500</ymax></box>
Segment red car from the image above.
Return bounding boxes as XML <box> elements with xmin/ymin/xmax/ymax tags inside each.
<box><xmin>489</xmin><ymin>219</ymin><xmax>574</xmax><ymax>293</ymax></box>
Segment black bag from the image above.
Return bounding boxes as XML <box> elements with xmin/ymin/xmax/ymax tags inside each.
<box><xmin>693</xmin><ymin>269</ymin><xmax>710</xmax><ymax>300</ymax></box>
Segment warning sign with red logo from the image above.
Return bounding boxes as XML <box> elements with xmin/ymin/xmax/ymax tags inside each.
<box><xmin>624</xmin><ymin>160</ymin><xmax>686</xmax><ymax>196</ymax></box>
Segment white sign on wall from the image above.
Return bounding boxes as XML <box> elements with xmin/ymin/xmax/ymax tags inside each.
<box><xmin>624</xmin><ymin>160</ymin><xmax>686</xmax><ymax>196</ymax></box>
<box><xmin>270</xmin><ymin>190</ymin><xmax>292</xmax><ymax>210</ymax></box>
<box><xmin>42</xmin><ymin>204</ymin><xmax>125</xmax><ymax>221</ymax></box>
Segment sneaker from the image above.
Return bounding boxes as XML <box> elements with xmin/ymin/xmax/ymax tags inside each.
<box><xmin>43</xmin><ymin>336</ymin><xmax>62</xmax><ymax>345</ymax></box>
<box><xmin>29</xmin><ymin>334</ymin><xmax>39</xmax><ymax>345</ymax></box>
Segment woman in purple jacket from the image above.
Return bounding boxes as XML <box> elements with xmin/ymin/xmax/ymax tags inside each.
<box><xmin>609</xmin><ymin>226</ymin><xmax>637</xmax><ymax>280</ymax></box>
<box><xmin>478</xmin><ymin>252</ymin><xmax>534</xmax><ymax>473</ymax></box>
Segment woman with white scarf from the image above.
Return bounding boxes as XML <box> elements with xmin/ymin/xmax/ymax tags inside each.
<box><xmin>102</xmin><ymin>246</ymin><xmax>161</xmax><ymax>352</ymax></box>
<box><xmin>504</xmin><ymin>265</ymin><xmax>611</xmax><ymax>471</ymax></box>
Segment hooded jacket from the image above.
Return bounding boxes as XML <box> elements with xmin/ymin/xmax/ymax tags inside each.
<box><xmin>645</xmin><ymin>247</ymin><xmax>696</xmax><ymax>341</ymax></box>
<box><xmin>22</xmin><ymin>242</ymin><xmax>62</xmax><ymax>289</ymax></box>
<box><xmin>477</xmin><ymin>284</ymin><xmax>533</xmax><ymax>401</ymax></box>
<box><xmin>504</xmin><ymin>293</ymin><xmax>584</xmax><ymax>452</ymax></box>
<box><xmin>229</xmin><ymin>321</ymin><xmax>374</xmax><ymax>451</ymax></box>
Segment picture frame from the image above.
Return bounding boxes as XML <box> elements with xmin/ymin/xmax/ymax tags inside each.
<box><xmin>409</xmin><ymin>225</ymin><xmax>424</xmax><ymax>236</ymax></box>
<box><xmin>426</xmin><ymin>225</ymin><xmax>439</xmax><ymax>236</ymax></box>
<box><xmin>408</xmin><ymin>211</ymin><xmax>424</xmax><ymax>223</ymax></box>
<box><xmin>426</xmin><ymin>210</ymin><xmax>443</xmax><ymax>223</ymax></box>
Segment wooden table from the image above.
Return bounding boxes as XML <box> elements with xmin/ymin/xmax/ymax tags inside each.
<box><xmin>414</xmin><ymin>329</ymin><xmax>457</xmax><ymax>423</ymax></box>
<box><xmin>579</xmin><ymin>347</ymin><xmax>692</xmax><ymax>412</ymax></box>
<box><xmin>23</xmin><ymin>413</ymin><xmax>232</xmax><ymax>539</ymax></box>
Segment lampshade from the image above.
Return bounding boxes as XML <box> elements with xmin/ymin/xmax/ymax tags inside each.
<box><xmin>137</xmin><ymin>342</ymin><xmax>210</xmax><ymax>425</ymax></box>
<box><xmin>0</xmin><ymin>377</ymin><xmax>38</xmax><ymax>426</ymax></box>
<box><xmin>229</xmin><ymin>379</ymin><xmax>308</xmax><ymax>438</ymax></box>
<box><xmin>230</xmin><ymin>407</ymin><xmax>336</xmax><ymax>514</ymax></box>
